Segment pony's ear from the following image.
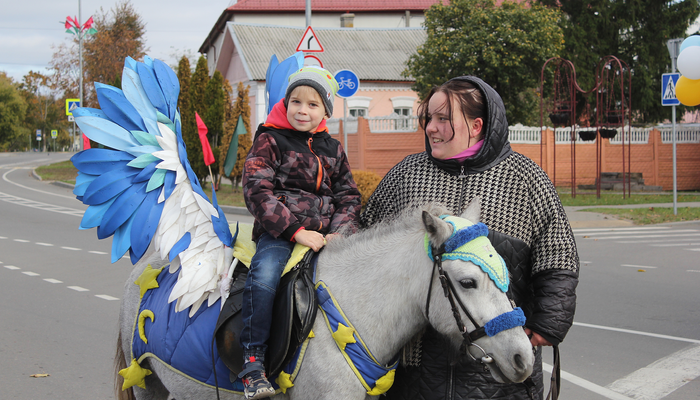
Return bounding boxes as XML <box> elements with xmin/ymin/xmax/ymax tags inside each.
<box><xmin>422</xmin><ymin>211</ymin><xmax>453</xmax><ymax>245</ymax></box>
<box><xmin>460</xmin><ymin>197</ymin><xmax>481</xmax><ymax>224</ymax></box>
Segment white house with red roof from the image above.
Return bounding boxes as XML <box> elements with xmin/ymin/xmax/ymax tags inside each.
<box><xmin>199</xmin><ymin>0</ymin><xmax>440</xmax><ymax>130</ymax></box>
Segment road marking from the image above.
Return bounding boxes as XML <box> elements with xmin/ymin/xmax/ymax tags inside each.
<box><xmin>95</xmin><ymin>294</ymin><xmax>119</xmax><ymax>301</ymax></box>
<box><xmin>0</xmin><ymin>236</ymin><xmax>6</xmax><ymax>239</ymax></box>
<box><xmin>574</xmin><ymin>322</ymin><xmax>700</xmax><ymax>344</ymax></box>
<box><xmin>685</xmin><ymin>248</ymin><xmax>700</xmax><ymax>252</ymax></box>
<box><xmin>89</xmin><ymin>250</ymin><xmax>108</xmax><ymax>255</ymax></box>
<box><xmin>606</xmin><ymin>345</ymin><xmax>700</xmax><ymax>400</ymax></box>
<box><xmin>621</xmin><ymin>264</ymin><xmax>658</xmax><ymax>269</ymax></box>
<box><xmin>688</xmin><ymin>270</ymin><xmax>700</xmax><ymax>273</ymax></box>
<box><xmin>574</xmin><ymin>227</ymin><xmax>674</xmax><ymax>233</ymax></box>
<box><xmin>591</xmin><ymin>233</ymin><xmax>700</xmax><ymax>240</ymax></box>
<box><xmin>35</xmin><ymin>242</ymin><xmax>54</xmax><ymax>246</ymax></box>
<box><xmin>22</xmin><ymin>271</ymin><xmax>39</xmax><ymax>276</ymax></box>
<box><xmin>0</xmin><ymin>191</ymin><xmax>84</xmax><ymax>216</ymax></box>
<box><xmin>4</xmin><ymin>265</ymin><xmax>20</xmax><ymax>270</ymax></box>
<box><xmin>43</xmin><ymin>278</ymin><xmax>63</xmax><ymax>283</ymax></box>
<box><xmin>61</xmin><ymin>246</ymin><xmax>81</xmax><ymax>251</ymax></box>
<box><xmin>13</xmin><ymin>239</ymin><xmax>30</xmax><ymax>243</ymax></box>
<box><xmin>542</xmin><ymin>362</ymin><xmax>634</xmax><ymax>400</ymax></box>
<box><xmin>2</xmin><ymin>167</ymin><xmax>76</xmax><ymax>200</ymax></box>
<box><xmin>67</xmin><ymin>286</ymin><xmax>89</xmax><ymax>292</ymax></box>
<box><xmin>651</xmin><ymin>242</ymin><xmax>700</xmax><ymax>247</ymax></box>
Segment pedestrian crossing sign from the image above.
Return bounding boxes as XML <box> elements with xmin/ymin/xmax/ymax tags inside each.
<box><xmin>66</xmin><ymin>98</ymin><xmax>81</xmax><ymax>115</ymax></box>
<box><xmin>661</xmin><ymin>73</ymin><xmax>680</xmax><ymax>106</ymax></box>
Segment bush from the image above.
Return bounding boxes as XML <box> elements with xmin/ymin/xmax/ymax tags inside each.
<box><xmin>353</xmin><ymin>170</ymin><xmax>382</xmax><ymax>208</ymax></box>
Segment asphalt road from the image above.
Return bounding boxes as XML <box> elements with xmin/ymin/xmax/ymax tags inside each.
<box><xmin>1</xmin><ymin>152</ymin><xmax>699</xmax><ymax>400</ymax></box>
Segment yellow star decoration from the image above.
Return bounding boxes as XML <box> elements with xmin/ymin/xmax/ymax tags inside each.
<box><xmin>332</xmin><ymin>323</ymin><xmax>356</xmax><ymax>350</ymax></box>
<box><xmin>275</xmin><ymin>371</ymin><xmax>294</xmax><ymax>393</ymax></box>
<box><xmin>118</xmin><ymin>358</ymin><xmax>152</xmax><ymax>390</ymax></box>
<box><xmin>134</xmin><ymin>265</ymin><xmax>164</xmax><ymax>298</ymax></box>
<box><xmin>367</xmin><ymin>369</ymin><xmax>396</xmax><ymax>396</ymax></box>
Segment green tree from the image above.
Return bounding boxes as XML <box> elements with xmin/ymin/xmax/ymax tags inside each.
<box><xmin>537</xmin><ymin>0</ymin><xmax>700</xmax><ymax>123</ymax></box>
<box><xmin>183</xmin><ymin>56</ymin><xmax>210</xmax><ymax>186</ymax></box>
<box><xmin>0</xmin><ymin>73</ymin><xmax>29</xmax><ymax>151</ymax></box>
<box><xmin>405</xmin><ymin>0</ymin><xmax>564</xmax><ymax>124</ymax></box>
<box><xmin>19</xmin><ymin>71</ymin><xmax>72</xmax><ymax>151</ymax></box>
<box><xmin>203</xmin><ymin>70</ymin><xmax>225</xmax><ymax>187</ymax></box>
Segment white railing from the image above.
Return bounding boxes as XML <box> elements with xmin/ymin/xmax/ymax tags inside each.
<box><xmin>367</xmin><ymin>115</ymin><xmax>419</xmax><ymax>132</ymax></box>
<box><xmin>508</xmin><ymin>125</ymin><xmax>542</xmax><ymax>144</ymax></box>
<box><xmin>657</xmin><ymin>124</ymin><xmax>700</xmax><ymax>143</ymax></box>
<box><xmin>553</xmin><ymin>127</ymin><xmax>600</xmax><ymax>144</ymax></box>
<box><xmin>608</xmin><ymin>127</ymin><xmax>652</xmax><ymax>144</ymax></box>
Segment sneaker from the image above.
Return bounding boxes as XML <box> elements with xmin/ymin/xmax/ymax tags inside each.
<box><xmin>238</xmin><ymin>358</ymin><xmax>275</xmax><ymax>400</ymax></box>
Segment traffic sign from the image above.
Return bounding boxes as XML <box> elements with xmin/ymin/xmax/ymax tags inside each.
<box><xmin>334</xmin><ymin>70</ymin><xmax>359</xmax><ymax>98</ymax></box>
<box><xmin>51</xmin><ymin>130</ymin><xmax>58</xmax><ymax>139</ymax></box>
<box><xmin>36</xmin><ymin>129</ymin><xmax>42</xmax><ymax>141</ymax></box>
<box><xmin>296</xmin><ymin>26</ymin><xmax>324</xmax><ymax>53</ymax></box>
<box><xmin>662</xmin><ymin>73</ymin><xmax>681</xmax><ymax>106</ymax></box>
<box><xmin>66</xmin><ymin>98</ymin><xmax>80</xmax><ymax>115</ymax></box>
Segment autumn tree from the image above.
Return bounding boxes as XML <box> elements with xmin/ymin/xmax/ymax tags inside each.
<box><xmin>219</xmin><ymin>81</ymin><xmax>252</xmax><ymax>190</ymax></box>
<box><xmin>404</xmin><ymin>0</ymin><xmax>564</xmax><ymax>124</ymax></box>
<box><xmin>18</xmin><ymin>71</ymin><xmax>72</xmax><ymax>151</ymax></box>
<box><xmin>536</xmin><ymin>0</ymin><xmax>700</xmax><ymax>123</ymax></box>
<box><xmin>0</xmin><ymin>73</ymin><xmax>28</xmax><ymax>151</ymax></box>
<box><xmin>183</xmin><ymin>56</ymin><xmax>210</xmax><ymax>186</ymax></box>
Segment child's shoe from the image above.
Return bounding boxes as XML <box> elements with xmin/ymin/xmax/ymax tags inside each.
<box><xmin>238</xmin><ymin>357</ymin><xmax>275</xmax><ymax>399</ymax></box>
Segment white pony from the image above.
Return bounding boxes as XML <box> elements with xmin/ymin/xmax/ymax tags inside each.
<box><xmin>115</xmin><ymin>202</ymin><xmax>534</xmax><ymax>400</ymax></box>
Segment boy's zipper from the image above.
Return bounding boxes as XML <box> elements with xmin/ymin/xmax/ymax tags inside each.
<box><xmin>307</xmin><ymin>137</ymin><xmax>323</xmax><ymax>192</ymax></box>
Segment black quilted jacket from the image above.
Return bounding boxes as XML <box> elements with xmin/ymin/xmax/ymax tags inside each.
<box><xmin>360</xmin><ymin>76</ymin><xmax>579</xmax><ymax>400</ymax></box>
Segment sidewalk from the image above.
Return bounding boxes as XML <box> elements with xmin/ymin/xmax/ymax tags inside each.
<box><xmin>564</xmin><ymin>202</ymin><xmax>700</xmax><ymax>229</ymax></box>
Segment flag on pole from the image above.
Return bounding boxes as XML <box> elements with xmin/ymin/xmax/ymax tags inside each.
<box><xmin>223</xmin><ymin>115</ymin><xmax>245</xmax><ymax>176</ymax></box>
<box><xmin>195</xmin><ymin>112</ymin><xmax>215</xmax><ymax>166</ymax></box>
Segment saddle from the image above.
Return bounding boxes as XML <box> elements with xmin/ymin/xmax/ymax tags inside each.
<box><xmin>214</xmin><ymin>250</ymin><xmax>318</xmax><ymax>379</ymax></box>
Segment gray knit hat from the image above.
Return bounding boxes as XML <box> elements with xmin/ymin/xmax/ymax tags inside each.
<box><xmin>284</xmin><ymin>66</ymin><xmax>339</xmax><ymax>117</ymax></box>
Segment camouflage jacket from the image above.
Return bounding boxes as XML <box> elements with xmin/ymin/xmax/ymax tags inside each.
<box><xmin>243</xmin><ymin>111</ymin><xmax>361</xmax><ymax>242</ymax></box>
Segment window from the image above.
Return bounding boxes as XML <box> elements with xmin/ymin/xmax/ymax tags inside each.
<box><xmin>349</xmin><ymin>108</ymin><xmax>367</xmax><ymax>117</ymax></box>
<box><xmin>390</xmin><ymin>96</ymin><xmax>417</xmax><ymax>130</ymax></box>
<box><xmin>346</xmin><ymin>96</ymin><xmax>372</xmax><ymax>118</ymax></box>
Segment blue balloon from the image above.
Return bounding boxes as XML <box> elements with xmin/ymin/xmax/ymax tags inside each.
<box><xmin>680</xmin><ymin>35</ymin><xmax>700</xmax><ymax>53</ymax></box>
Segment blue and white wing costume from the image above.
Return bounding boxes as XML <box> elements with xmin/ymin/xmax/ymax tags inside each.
<box><xmin>265</xmin><ymin>52</ymin><xmax>304</xmax><ymax>115</ymax></box>
<box><xmin>71</xmin><ymin>56</ymin><xmax>234</xmax><ymax>317</ymax></box>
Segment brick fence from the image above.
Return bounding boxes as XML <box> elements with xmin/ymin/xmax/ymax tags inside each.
<box><xmin>334</xmin><ymin>118</ymin><xmax>700</xmax><ymax>191</ymax></box>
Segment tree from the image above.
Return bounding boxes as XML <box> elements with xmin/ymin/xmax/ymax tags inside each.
<box><xmin>0</xmin><ymin>73</ymin><xmax>28</xmax><ymax>151</ymax></box>
<box><xmin>183</xmin><ymin>56</ymin><xmax>210</xmax><ymax>185</ymax></box>
<box><xmin>404</xmin><ymin>0</ymin><xmax>564</xmax><ymax>124</ymax></box>
<box><xmin>219</xmin><ymin>81</ymin><xmax>252</xmax><ymax>190</ymax></box>
<box><xmin>19</xmin><ymin>71</ymin><xmax>72</xmax><ymax>151</ymax></box>
<box><xmin>537</xmin><ymin>0</ymin><xmax>700</xmax><ymax>123</ymax></box>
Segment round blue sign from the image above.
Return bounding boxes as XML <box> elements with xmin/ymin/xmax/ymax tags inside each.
<box><xmin>334</xmin><ymin>69</ymin><xmax>359</xmax><ymax>98</ymax></box>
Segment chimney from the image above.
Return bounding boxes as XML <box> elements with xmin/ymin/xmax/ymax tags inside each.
<box><xmin>341</xmin><ymin>13</ymin><xmax>355</xmax><ymax>28</ymax></box>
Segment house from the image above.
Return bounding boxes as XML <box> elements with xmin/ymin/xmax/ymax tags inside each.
<box><xmin>199</xmin><ymin>0</ymin><xmax>438</xmax><ymax>128</ymax></box>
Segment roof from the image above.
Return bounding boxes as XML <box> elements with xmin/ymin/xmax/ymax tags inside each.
<box><xmin>227</xmin><ymin>0</ymin><xmax>441</xmax><ymax>12</ymax></box>
<box><xmin>227</xmin><ymin>23</ymin><xmax>426</xmax><ymax>82</ymax></box>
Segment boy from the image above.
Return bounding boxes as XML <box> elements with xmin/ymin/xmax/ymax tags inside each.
<box><xmin>239</xmin><ymin>66</ymin><xmax>361</xmax><ymax>399</ymax></box>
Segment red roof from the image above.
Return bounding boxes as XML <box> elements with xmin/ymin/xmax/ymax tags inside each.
<box><xmin>227</xmin><ymin>0</ymin><xmax>443</xmax><ymax>12</ymax></box>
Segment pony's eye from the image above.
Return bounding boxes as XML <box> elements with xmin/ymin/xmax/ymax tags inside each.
<box><xmin>460</xmin><ymin>279</ymin><xmax>477</xmax><ymax>289</ymax></box>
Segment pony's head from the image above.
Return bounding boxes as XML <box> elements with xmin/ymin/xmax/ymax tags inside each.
<box><xmin>421</xmin><ymin>199</ymin><xmax>534</xmax><ymax>383</ymax></box>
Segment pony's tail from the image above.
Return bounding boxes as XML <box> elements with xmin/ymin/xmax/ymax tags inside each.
<box><xmin>115</xmin><ymin>330</ymin><xmax>135</xmax><ymax>400</ymax></box>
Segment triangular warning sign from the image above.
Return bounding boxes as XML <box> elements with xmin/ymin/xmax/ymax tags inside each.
<box><xmin>69</xmin><ymin>102</ymin><xmax>79</xmax><ymax>112</ymax></box>
<box><xmin>296</xmin><ymin>26</ymin><xmax>324</xmax><ymax>53</ymax></box>
<box><xmin>663</xmin><ymin>78</ymin><xmax>676</xmax><ymax>100</ymax></box>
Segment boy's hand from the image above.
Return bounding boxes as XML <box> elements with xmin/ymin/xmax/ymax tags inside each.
<box><xmin>294</xmin><ymin>229</ymin><xmax>326</xmax><ymax>252</ymax></box>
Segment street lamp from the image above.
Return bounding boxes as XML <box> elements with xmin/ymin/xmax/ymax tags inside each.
<box><xmin>64</xmin><ymin>1</ymin><xmax>97</xmax><ymax>151</ymax></box>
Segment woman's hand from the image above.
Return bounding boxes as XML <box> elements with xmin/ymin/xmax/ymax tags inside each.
<box><xmin>293</xmin><ymin>229</ymin><xmax>326</xmax><ymax>252</ymax></box>
<box><xmin>524</xmin><ymin>328</ymin><xmax>552</xmax><ymax>347</ymax></box>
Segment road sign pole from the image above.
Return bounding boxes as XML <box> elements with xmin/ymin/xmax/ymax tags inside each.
<box><xmin>667</xmin><ymin>38</ymin><xmax>683</xmax><ymax>215</ymax></box>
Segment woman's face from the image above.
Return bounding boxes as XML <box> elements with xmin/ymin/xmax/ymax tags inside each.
<box><xmin>425</xmin><ymin>91</ymin><xmax>483</xmax><ymax>160</ymax></box>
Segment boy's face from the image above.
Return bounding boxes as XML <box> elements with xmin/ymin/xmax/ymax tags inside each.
<box><xmin>286</xmin><ymin>86</ymin><xmax>327</xmax><ymax>133</ymax></box>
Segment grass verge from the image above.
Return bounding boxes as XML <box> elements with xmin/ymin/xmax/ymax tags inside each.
<box><xmin>579</xmin><ymin>206</ymin><xmax>700</xmax><ymax>225</ymax></box>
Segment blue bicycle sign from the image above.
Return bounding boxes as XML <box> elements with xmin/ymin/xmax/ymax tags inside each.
<box><xmin>334</xmin><ymin>70</ymin><xmax>359</xmax><ymax>98</ymax></box>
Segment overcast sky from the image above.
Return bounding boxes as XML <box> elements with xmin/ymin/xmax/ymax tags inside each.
<box><xmin>0</xmin><ymin>0</ymin><xmax>231</xmax><ymax>83</ymax></box>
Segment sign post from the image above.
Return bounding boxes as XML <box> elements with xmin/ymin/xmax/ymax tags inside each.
<box><xmin>666</xmin><ymin>38</ymin><xmax>684</xmax><ymax>215</ymax></box>
<box><xmin>334</xmin><ymin>70</ymin><xmax>360</xmax><ymax>150</ymax></box>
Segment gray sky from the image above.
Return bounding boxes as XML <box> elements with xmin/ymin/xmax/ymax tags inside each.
<box><xmin>0</xmin><ymin>0</ymin><xmax>230</xmax><ymax>83</ymax></box>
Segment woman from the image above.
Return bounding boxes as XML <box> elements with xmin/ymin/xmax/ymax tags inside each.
<box><xmin>360</xmin><ymin>76</ymin><xmax>579</xmax><ymax>400</ymax></box>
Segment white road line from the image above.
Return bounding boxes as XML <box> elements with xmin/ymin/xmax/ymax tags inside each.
<box><xmin>651</xmin><ymin>242</ymin><xmax>700</xmax><ymax>247</ymax></box>
<box><xmin>67</xmin><ymin>286</ymin><xmax>89</xmax><ymax>292</ymax></box>
<box><xmin>89</xmin><ymin>251</ymin><xmax>108</xmax><ymax>255</ymax></box>
<box><xmin>688</xmin><ymin>270</ymin><xmax>700</xmax><ymax>273</ymax></box>
<box><xmin>61</xmin><ymin>246</ymin><xmax>81</xmax><ymax>251</ymax></box>
<box><xmin>35</xmin><ymin>242</ymin><xmax>54</xmax><ymax>246</ymax></box>
<box><xmin>43</xmin><ymin>278</ymin><xmax>63</xmax><ymax>283</ymax></box>
<box><xmin>606</xmin><ymin>345</ymin><xmax>700</xmax><ymax>400</ymax></box>
<box><xmin>685</xmin><ymin>248</ymin><xmax>700</xmax><ymax>252</ymax></box>
<box><xmin>542</xmin><ymin>362</ymin><xmax>634</xmax><ymax>400</ymax></box>
<box><xmin>574</xmin><ymin>322</ymin><xmax>700</xmax><ymax>344</ymax></box>
<box><xmin>621</xmin><ymin>264</ymin><xmax>658</xmax><ymax>269</ymax></box>
<box><xmin>2</xmin><ymin>167</ymin><xmax>76</xmax><ymax>200</ymax></box>
<box><xmin>4</xmin><ymin>265</ymin><xmax>20</xmax><ymax>270</ymax></box>
<box><xmin>0</xmin><ymin>236</ymin><xmax>6</xmax><ymax>239</ymax></box>
<box><xmin>0</xmin><ymin>191</ymin><xmax>84</xmax><ymax>216</ymax></box>
<box><xmin>95</xmin><ymin>294</ymin><xmax>119</xmax><ymax>301</ymax></box>
<box><xmin>13</xmin><ymin>239</ymin><xmax>30</xmax><ymax>243</ymax></box>
<box><xmin>22</xmin><ymin>271</ymin><xmax>39</xmax><ymax>276</ymax></box>
<box><xmin>588</xmin><ymin>233</ymin><xmax>700</xmax><ymax>240</ymax></box>
<box><xmin>574</xmin><ymin>227</ymin><xmax>673</xmax><ymax>233</ymax></box>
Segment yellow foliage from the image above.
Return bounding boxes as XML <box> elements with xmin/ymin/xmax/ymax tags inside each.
<box><xmin>353</xmin><ymin>170</ymin><xmax>382</xmax><ymax>208</ymax></box>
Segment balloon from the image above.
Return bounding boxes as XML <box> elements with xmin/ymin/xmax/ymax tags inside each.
<box><xmin>680</xmin><ymin>35</ymin><xmax>700</xmax><ymax>53</ymax></box>
<box><xmin>677</xmin><ymin>46</ymin><xmax>700</xmax><ymax>80</ymax></box>
<box><xmin>676</xmin><ymin>76</ymin><xmax>700</xmax><ymax>106</ymax></box>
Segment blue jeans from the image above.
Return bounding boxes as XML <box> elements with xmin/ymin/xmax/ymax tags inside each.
<box><xmin>239</xmin><ymin>232</ymin><xmax>294</xmax><ymax>362</ymax></box>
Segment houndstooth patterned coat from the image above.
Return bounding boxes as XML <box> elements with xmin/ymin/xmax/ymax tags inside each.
<box><xmin>359</xmin><ymin>76</ymin><xmax>579</xmax><ymax>400</ymax></box>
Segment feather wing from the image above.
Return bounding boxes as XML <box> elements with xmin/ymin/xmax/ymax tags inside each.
<box><xmin>72</xmin><ymin>56</ymin><xmax>235</xmax><ymax>316</ymax></box>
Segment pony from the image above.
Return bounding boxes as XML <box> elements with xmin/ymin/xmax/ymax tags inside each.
<box><xmin>115</xmin><ymin>201</ymin><xmax>534</xmax><ymax>400</ymax></box>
